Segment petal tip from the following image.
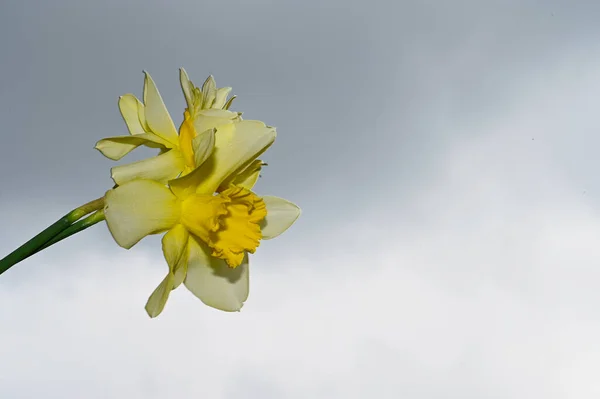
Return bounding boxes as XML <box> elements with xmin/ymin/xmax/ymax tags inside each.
<box><xmin>145</xmin><ymin>307</ymin><xmax>160</xmax><ymax>318</ymax></box>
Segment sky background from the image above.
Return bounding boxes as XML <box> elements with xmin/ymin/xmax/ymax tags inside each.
<box><xmin>2</xmin><ymin>0</ymin><xmax>600</xmax><ymax>398</ymax></box>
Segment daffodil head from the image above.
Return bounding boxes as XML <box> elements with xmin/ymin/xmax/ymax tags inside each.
<box><xmin>101</xmin><ymin>68</ymin><xmax>302</xmax><ymax>316</ymax></box>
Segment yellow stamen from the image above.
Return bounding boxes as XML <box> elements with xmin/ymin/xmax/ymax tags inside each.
<box><xmin>180</xmin><ymin>186</ymin><xmax>267</xmax><ymax>267</ymax></box>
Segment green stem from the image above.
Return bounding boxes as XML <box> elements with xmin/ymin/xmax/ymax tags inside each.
<box><xmin>36</xmin><ymin>210</ymin><xmax>105</xmax><ymax>254</ymax></box>
<box><xmin>0</xmin><ymin>196</ymin><xmax>104</xmax><ymax>276</ymax></box>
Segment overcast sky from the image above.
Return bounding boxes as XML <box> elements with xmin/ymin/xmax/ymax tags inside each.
<box><xmin>2</xmin><ymin>0</ymin><xmax>600</xmax><ymax>398</ymax></box>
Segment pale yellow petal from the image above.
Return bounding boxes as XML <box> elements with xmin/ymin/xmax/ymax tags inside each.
<box><xmin>145</xmin><ymin>273</ymin><xmax>174</xmax><ymax>318</ymax></box>
<box><xmin>213</xmin><ymin>87</ymin><xmax>232</xmax><ymax>109</ymax></box>
<box><xmin>179</xmin><ymin>68</ymin><xmax>194</xmax><ymax>111</ymax></box>
<box><xmin>143</xmin><ymin>71</ymin><xmax>179</xmax><ymax>146</ymax></box>
<box><xmin>118</xmin><ymin>94</ymin><xmax>146</xmax><ymax>135</ymax></box>
<box><xmin>170</xmin><ymin>120</ymin><xmax>276</xmax><ymax>198</ymax></box>
<box><xmin>111</xmin><ymin>148</ymin><xmax>185</xmax><ymax>185</ymax></box>
<box><xmin>94</xmin><ymin>133</ymin><xmax>171</xmax><ymax>161</ymax></box>
<box><xmin>144</xmin><ymin>224</ymin><xmax>189</xmax><ymax>318</ymax></box>
<box><xmin>260</xmin><ymin>196</ymin><xmax>301</xmax><ymax>239</ymax></box>
<box><xmin>104</xmin><ymin>180</ymin><xmax>180</xmax><ymax>249</ymax></box>
<box><xmin>192</xmin><ymin>128</ymin><xmax>216</xmax><ymax>169</ymax></box>
<box><xmin>235</xmin><ymin>171</ymin><xmax>260</xmax><ymax>190</ymax></box>
<box><xmin>162</xmin><ymin>224</ymin><xmax>189</xmax><ymax>288</ymax></box>
<box><xmin>224</xmin><ymin>95</ymin><xmax>236</xmax><ymax>110</ymax></box>
<box><xmin>218</xmin><ymin>159</ymin><xmax>264</xmax><ymax>191</ymax></box>
<box><xmin>202</xmin><ymin>75</ymin><xmax>217</xmax><ymax>109</ymax></box>
<box><xmin>197</xmin><ymin>108</ymin><xmax>238</xmax><ymax>118</ymax></box>
<box><xmin>184</xmin><ymin>236</ymin><xmax>249</xmax><ymax>311</ymax></box>
<box><xmin>192</xmin><ymin>109</ymin><xmax>238</xmax><ymax>134</ymax></box>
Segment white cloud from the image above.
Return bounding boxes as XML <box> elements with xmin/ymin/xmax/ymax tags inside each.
<box><xmin>3</xmin><ymin>128</ymin><xmax>600</xmax><ymax>398</ymax></box>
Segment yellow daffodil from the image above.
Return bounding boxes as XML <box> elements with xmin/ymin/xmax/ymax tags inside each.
<box><xmin>103</xmin><ymin>119</ymin><xmax>300</xmax><ymax>317</ymax></box>
<box><xmin>95</xmin><ymin>69</ymin><xmax>243</xmax><ymax>185</ymax></box>
<box><xmin>0</xmin><ymin>67</ymin><xmax>300</xmax><ymax>320</ymax></box>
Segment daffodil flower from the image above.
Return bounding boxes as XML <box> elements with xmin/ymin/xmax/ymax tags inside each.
<box><xmin>0</xmin><ymin>68</ymin><xmax>299</xmax><ymax>321</ymax></box>
<box><xmin>95</xmin><ymin>69</ymin><xmax>242</xmax><ymax>185</ymax></box>
<box><xmin>103</xmin><ymin>120</ymin><xmax>300</xmax><ymax>317</ymax></box>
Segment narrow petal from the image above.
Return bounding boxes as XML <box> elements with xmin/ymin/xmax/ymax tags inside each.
<box><xmin>111</xmin><ymin>148</ymin><xmax>185</xmax><ymax>185</ymax></box>
<box><xmin>118</xmin><ymin>94</ymin><xmax>146</xmax><ymax>135</ymax></box>
<box><xmin>224</xmin><ymin>95</ymin><xmax>236</xmax><ymax>110</ymax></box>
<box><xmin>145</xmin><ymin>273</ymin><xmax>174</xmax><ymax>318</ymax></box>
<box><xmin>162</xmin><ymin>224</ymin><xmax>189</xmax><ymax>288</ymax></box>
<box><xmin>260</xmin><ymin>196</ymin><xmax>301</xmax><ymax>239</ymax></box>
<box><xmin>143</xmin><ymin>72</ymin><xmax>179</xmax><ymax>146</ymax></box>
<box><xmin>104</xmin><ymin>180</ymin><xmax>180</xmax><ymax>249</ymax></box>
<box><xmin>192</xmin><ymin>128</ymin><xmax>215</xmax><ymax>169</ymax></box>
<box><xmin>202</xmin><ymin>75</ymin><xmax>217</xmax><ymax>109</ymax></box>
<box><xmin>184</xmin><ymin>236</ymin><xmax>249</xmax><ymax>312</ymax></box>
<box><xmin>170</xmin><ymin>120</ymin><xmax>276</xmax><ymax>198</ymax></box>
<box><xmin>179</xmin><ymin>68</ymin><xmax>194</xmax><ymax>111</ymax></box>
<box><xmin>213</xmin><ymin>87</ymin><xmax>232</xmax><ymax>109</ymax></box>
<box><xmin>95</xmin><ymin>133</ymin><xmax>173</xmax><ymax>160</ymax></box>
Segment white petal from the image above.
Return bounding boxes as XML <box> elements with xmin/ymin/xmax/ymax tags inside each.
<box><xmin>118</xmin><ymin>94</ymin><xmax>146</xmax><ymax>135</ymax></box>
<box><xmin>192</xmin><ymin>128</ymin><xmax>216</xmax><ymax>168</ymax></box>
<box><xmin>170</xmin><ymin>120</ymin><xmax>276</xmax><ymax>197</ymax></box>
<box><xmin>145</xmin><ymin>273</ymin><xmax>174</xmax><ymax>318</ymax></box>
<box><xmin>104</xmin><ymin>180</ymin><xmax>180</xmax><ymax>249</ymax></box>
<box><xmin>260</xmin><ymin>196</ymin><xmax>301</xmax><ymax>240</ymax></box>
<box><xmin>95</xmin><ymin>133</ymin><xmax>171</xmax><ymax>161</ymax></box>
<box><xmin>162</xmin><ymin>225</ymin><xmax>189</xmax><ymax>288</ymax></box>
<box><xmin>184</xmin><ymin>236</ymin><xmax>249</xmax><ymax>312</ymax></box>
<box><xmin>143</xmin><ymin>72</ymin><xmax>179</xmax><ymax>146</ymax></box>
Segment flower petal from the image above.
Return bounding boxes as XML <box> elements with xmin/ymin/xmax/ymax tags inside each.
<box><xmin>213</xmin><ymin>87</ymin><xmax>232</xmax><ymax>109</ymax></box>
<box><xmin>162</xmin><ymin>224</ymin><xmax>189</xmax><ymax>288</ymax></box>
<box><xmin>145</xmin><ymin>273</ymin><xmax>174</xmax><ymax>318</ymax></box>
<box><xmin>95</xmin><ymin>133</ymin><xmax>171</xmax><ymax>161</ymax></box>
<box><xmin>218</xmin><ymin>159</ymin><xmax>264</xmax><ymax>191</ymax></box>
<box><xmin>118</xmin><ymin>94</ymin><xmax>147</xmax><ymax>135</ymax></box>
<box><xmin>192</xmin><ymin>128</ymin><xmax>216</xmax><ymax>169</ymax></box>
<box><xmin>170</xmin><ymin>120</ymin><xmax>276</xmax><ymax>198</ymax></box>
<box><xmin>104</xmin><ymin>180</ymin><xmax>180</xmax><ymax>249</ymax></box>
<box><xmin>224</xmin><ymin>95</ymin><xmax>236</xmax><ymax>110</ymax></box>
<box><xmin>234</xmin><ymin>169</ymin><xmax>260</xmax><ymax>190</ymax></box>
<box><xmin>143</xmin><ymin>71</ymin><xmax>179</xmax><ymax>146</ymax></box>
<box><xmin>111</xmin><ymin>148</ymin><xmax>185</xmax><ymax>185</ymax></box>
<box><xmin>184</xmin><ymin>236</ymin><xmax>249</xmax><ymax>312</ymax></box>
<box><xmin>192</xmin><ymin>109</ymin><xmax>239</xmax><ymax>134</ymax></box>
<box><xmin>260</xmin><ymin>196</ymin><xmax>301</xmax><ymax>239</ymax></box>
<box><xmin>179</xmin><ymin>68</ymin><xmax>195</xmax><ymax>111</ymax></box>
<box><xmin>202</xmin><ymin>75</ymin><xmax>217</xmax><ymax>109</ymax></box>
